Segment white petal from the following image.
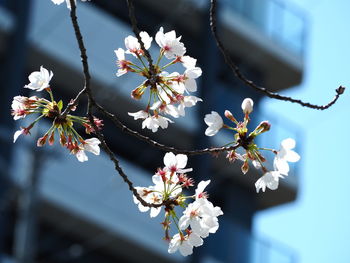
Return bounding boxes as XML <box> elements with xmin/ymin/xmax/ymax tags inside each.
<box><xmin>150</xmin><ymin>207</ymin><xmax>161</xmax><ymax>218</ymax></box>
<box><xmin>188</xmin><ymin>233</ymin><xmax>203</xmax><ymax>247</ymax></box>
<box><xmin>185</xmin><ymin>67</ymin><xmax>202</xmax><ymax>79</ymax></box>
<box><xmin>286</xmin><ymin>150</ymin><xmax>300</xmax><ymax>162</ymax></box>
<box><xmin>175</xmin><ymin>154</ymin><xmax>188</xmax><ymax>169</ymax></box>
<box><xmin>76</xmin><ymin>150</ymin><xmax>88</xmax><ymax>162</ymax></box>
<box><xmin>13</xmin><ymin>130</ymin><xmax>23</xmax><ymax>143</ymax></box>
<box><xmin>114</xmin><ymin>48</ymin><xmax>125</xmax><ymax>60</ymax></box>
<box><xmin>178</xmin><ymin>215</ymin><xmax>190</xmax><ymax>230</ymax></box>
<box><xmin>83</xmin><ymin>138</ymin><xmax>101</xmax><ymax>155</ymax></box>
<box><xmin>179</xmin><ymin>242</ymin><xmax>193</xmax><ymax>257</ymax></box>
<box><xmin>164</xmin><ymin>152</ymin><xmax>176</xmax><ymax>168</ymax></box>
<box><xmin>128</xmin><ymin>110</ymin><xmax>148</xmax><ymax>120</ymax></box>
<box><xmin>281</xmin><ymin>138</ymin><xmax>296</xmax><ymax>150</ymax></box>
<box><xmin>184</xmin><ymin>78</ymin><xmax>197</xmax><ymax>92</ymax></box>
<box><xmin>274</xmin><ymin>158</ymin><xmax>289</xmax><ymax>175</ymax></box>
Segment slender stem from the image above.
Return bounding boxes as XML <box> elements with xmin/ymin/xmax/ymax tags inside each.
<box><xmin>209</xmin><ymin>0</ymin><xmax>345</xmax><ymax>110</ymax></box>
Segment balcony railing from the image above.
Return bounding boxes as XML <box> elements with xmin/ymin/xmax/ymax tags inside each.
<box><xmin>222</xmin><ymin>0</ymin><xmax>307</xmax><ymax>56</ymax></box>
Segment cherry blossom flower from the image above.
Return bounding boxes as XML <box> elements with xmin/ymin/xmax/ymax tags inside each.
<box><xmin>124</xmin><ymin>32</ymin><xmax>152</xmax><ymax>56</ymax></box>
<box><xmin>274</xmin><ymin>138</ymin><xmax>300</xmax><ymax>175</ymax></box>
<box><xmin>150</xmin><ymin>101</ymin><xmax>180</xmax><ymax>118</ymax></box>
<box><xmin>116</xmin><ymin>29</ymin><xmax>202</xmax><ymax>131</ymax></box>
<box><xmin>133</xmin><ymin>161</ymin><xmax>184</xmax><ymax>218</ymax></box>
<box><xmin>114</xmin><ymin>48</ymin><xmax>131</xmax><ymax>77</ymax></box>
<box><xmin>163</xmin><ymin>152</ymin><xmax>192</xmax><ymax>174</ymax></box>
<box><xmin>51</xmin><ymin>0</ymin><xmax>90</xmax><ymax>9</ymax></box>
<box><xmin>255</xmin><ymin>171</ymin><xmax>283</xmax><ymax>193</ymax></box>
<box><xmin>144</xmin><ymin>115</ymin><xmax>173</xmax><ymax>133</ymax></box>
<box><xmin>241</xmin><ymin>98</ymin><xmax>254</xmax><ymax>114</ymax></box>
<box><xmin>11</xmin><ymin>96</ymin><xmax>27</xmax><ymax>120</ymax></box>
<box><xmin>204</xmin><ymin>111</ymin><xmax>223</xmax><ymax>136</ymax></box>
<box><xmin>172</xmin><ymin>67</ymin><xmax>202</xmax><ymax>93</ymax></box>
<box><xmin>128</xmin><ymin>110</ymin><xmax>173</xmax><ymax>132</ymax></box>
<box><xmin>155</xmin><ymin>27</ymin><xmax>186</xmax><ymax>59</ymax></box>
<box><xmin>178</xmin><ymin>180</ymin><xmax>223</xmax><ymax>239</ymax></box>
<box><xmin>133</xmin><ymin>186</ymin><xmax>163</xmax><ymax>218</ymax></box>
<box><xmin>177</xmin><ymin>96</ymin><xmax>202</xmax><ymax>117</ymax></box>
<box><xmin>74</xmin><ymin>138</ymin><xmax>101</xmax><ymax>162</ymax></box>
<box><xmin>25</xmin><ymin>66</ymin><xmax>53</xmax><ymax>91</ymax></box>
<box><xmin>168</xmin><ymin>232</ymin><xmax>203</xmax><ymax>257</ymax></box>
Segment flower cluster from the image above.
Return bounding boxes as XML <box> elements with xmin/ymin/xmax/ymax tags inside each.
<box><xmin>115</xmin><ymin>27</ymin><xmax>202</xmax><ymax>132</ymax></box>
<box><xmin>204</xmin><ymin>98</ymin><xmax>300</xmax><ymax>193</ymax></box>
<box><xmin>12</xmin><ymin>66</ymin><xmax>102</xmax><ymax>162</ymax></box>
<box><xmin>51</xmin><ymin>0</ymin><xmax>90</xmax><ymax>9</ymax></box>
<box><xmin>133</xmin><ymin>152</ymin><xmax>223</xmax><ymax>256</ymax></box>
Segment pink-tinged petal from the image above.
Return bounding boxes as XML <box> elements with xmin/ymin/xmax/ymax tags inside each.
<box><xmin>195</xmin><ymin>180</ymin><xmax>210</xmax><ymax>198</ymax></box>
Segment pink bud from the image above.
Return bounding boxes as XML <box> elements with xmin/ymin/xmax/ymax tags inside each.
<box><xmin>241</xmin><ymin>160</ymin><xmax>249</xmax><ymax>175</ymax></box>
<box><xmin>224</xmin><ymin>110</ymin><xmax>237</xmax><ymax>123</ymax></box>
<box><xmin>37</xmin><ymin>134</ymin><xmax>48</xmax><ymax>147</ymax></box>
<box><xmin>48</xmin><ymin>132</ymin><xmax>55</xmax><ymax>146</ymax></box>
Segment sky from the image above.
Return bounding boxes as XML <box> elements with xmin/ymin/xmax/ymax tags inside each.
<box><xmin>254</xmin><ymin>1</ymin><xmax>350</xmax><ymax>262</ymax></box>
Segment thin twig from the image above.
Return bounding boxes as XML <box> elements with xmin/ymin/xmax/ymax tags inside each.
<box><xmin>125</xmin><ymin>0</ymin><xmax>155</xmax><ymax>76</ymax></box>
<box><xmin>94</xmin><ymin>102</ymin><xmax>240</xmax><ymax>155</ymax></box>
<box><xmin>209</xmin><ymin>0</ymin><xmax>345</xmax><ymax>110</ymax></box>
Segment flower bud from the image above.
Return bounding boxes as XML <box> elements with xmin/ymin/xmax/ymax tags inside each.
<box><xmin>48</xmin><ymin>131</ymin><xmax>55</xmax><ymax>146</ymax></box>
<box><xmin>241</xmin><ymin>98</ymin><xmax>254</xmax><ymax>114</ymax></box>
<box><xmin>241</xmin><ymin>160</ymin><xmax>249</xmax><ymax>175</ymax></box>
<box><xmin>224</xmin><ymin>110</ymin><xmax>237</xmax><ymax>123</ymax></box>
<box><xmin>131</xmin><ymin>86</ymin><xmax>145</xmax><ymax>100</ymax></box>
<box><xmin>60</xmin><ymin>133</ymin><xmax>67</xmax><ymax>146</ymax></box>
<box><xmin>252</xmin><ymin>121</ymin><xmax>271</xmax><ymax>136</ymax></box>
<box><xmin>37</xmin><ymin>134</ymin><xmax>48</xmax><ymax>147</ymax></box>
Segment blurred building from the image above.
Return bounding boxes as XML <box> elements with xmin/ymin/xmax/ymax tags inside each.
<box><xmin>0</xmin><ymin>0</ymin><xmax>306</xmax><ymax>262</ymax></box>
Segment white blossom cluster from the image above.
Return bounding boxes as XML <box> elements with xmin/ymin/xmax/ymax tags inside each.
<box><xmin>204</xmin><ymin>98</ymin><xmax>300</xmax><ymax>193</ymax></box>
<box><xmin>115</xmin><ymin>27</ymin><xmax>202</xmax><ymax>132</ymax></box>
<box><xmin>12</xmin><ymin>66</ymin><xmax>102</xmax><ymax>162</ymax></box>
<box><xmin>133</xmin><ymin>152</ymin><xmax>223</xmax><ymax>256</ymax></box>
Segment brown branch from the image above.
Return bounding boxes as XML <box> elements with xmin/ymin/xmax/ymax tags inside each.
<box><xmin>67</xmin><ymin>0</ymin><xmax>162</xmax><ymax>208</ymax></box>
<box><xmin>94</xmin><ymin>102</ymin><xmax>240</xmax><ymax>155</ymax></box>
<box><xmin>209</xmin><ymin>0</ymin><xmax>345</xmax><ymax>110</ymax></box>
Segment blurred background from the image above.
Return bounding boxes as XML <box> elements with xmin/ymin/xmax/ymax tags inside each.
<box><xmin>0</xmin><ymin>0</ymin><xmax>347</xmax><ymax>262</ymax></box>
